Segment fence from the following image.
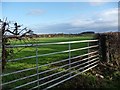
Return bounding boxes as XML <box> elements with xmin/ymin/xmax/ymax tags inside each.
<box><xmin>1</xmin><ymin>39</ymin><xmax>99</xmax><ymax>90</ymax></box>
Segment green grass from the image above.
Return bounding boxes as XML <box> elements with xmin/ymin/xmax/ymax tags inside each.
<box><xmin>3</xmin><ymin>35</ymin><xmax>96</xmax><ymax>89</ymax></box>
<box><xmin>6</xmin><ymin>35</ymin><xmax>94</xmax><ymax>71</ymax></box>
<box><xmin>8</xmin><ymin>35</ymin><xmax>94</xmax><ymax>45</ymax></box>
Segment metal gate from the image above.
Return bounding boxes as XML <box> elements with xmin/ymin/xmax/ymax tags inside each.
<box><xmin>1</xmin><ymin>39</ymin><xmax>99</xmax><ymax>90</ymax></box>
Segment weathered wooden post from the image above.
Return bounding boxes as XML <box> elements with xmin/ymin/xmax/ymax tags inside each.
<box><xmin>95</xmin><ymin>33</ymin><xmax>107</xmax><ymax>62</ymax></box>
<box><xmin>0</xmin><ymin>21</ymin><xmax>2</xmax><ymax>90</ymax></box>
<box><xmin>100</xmin><ymin>34</ymin><xmax>107</xmax><ymax>62</ymax></box>
<box><xmin>2</xmin><ymin>22</ymin><xmax>7</xmax><ymax>70</ymax></box>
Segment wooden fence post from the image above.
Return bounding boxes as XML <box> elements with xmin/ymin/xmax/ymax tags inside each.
<box><xmin>2</xmin><ymin>22</ymin><xmax>7</xmax><ymax>70</ymax></box>
<box><xmin>95</xmin><ymin>33</ymin><xmax>107</xmax><ymax>62</ymax></box>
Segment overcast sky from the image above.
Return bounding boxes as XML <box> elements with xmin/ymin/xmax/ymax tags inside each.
<box><xmin>1</xmin><ymin>2</ymin><xmax>118</xmax><ymax>34</ymax></box>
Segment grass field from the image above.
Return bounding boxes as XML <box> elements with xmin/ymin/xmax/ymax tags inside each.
<box><xmin>5</xmin><ymin>35</ymin><xmax>95</xmax><ymax>72</ymax></box>
<box><xmin>3</xmin><ymin>35</ymin><xmax>97</xmax><ymax>89</ymax></box>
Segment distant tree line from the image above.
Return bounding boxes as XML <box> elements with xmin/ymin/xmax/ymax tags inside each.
<box><xmin>6</xmin><ymin>31</ymin><xmax>95</xmax><ymax>38</ymax></box>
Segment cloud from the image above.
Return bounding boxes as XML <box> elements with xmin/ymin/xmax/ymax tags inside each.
<box><xmin>27</xmin><ymin>9</ymin><xmax>45</xmax><ymax>16</ymax></box>
<box><xmin>69</xmin><ymin>8</ymin><xmax>118</xmax><ymax>32</ymax></box>
<box><xmin>30</xmin><ymin>8</ymin><xmax>118</xmax><ymax>34</ymax></box>
<box><xmin>89</xmin><ymin>2</ymin><xmax>106</xmax><ymax>6</ymax></box>
<box><xmin>89</xmin><ymin>0</ymin><xmax>113</xmax><ymax>6</ymax></box>
<box><xmin>99</xmin><ymin>8</ymin><xmax>118</xmax><ymax>21</ymax></box>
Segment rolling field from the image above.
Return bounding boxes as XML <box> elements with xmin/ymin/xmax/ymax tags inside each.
<box><xmin>5</xmin><ymin>35</ymin><xmax>95</xmax><ymax>72</ymax></box>
<box><xmin>3</xmin><ymin>35</ymin><xmax>96</xmax><ymax>89</ymax></box>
